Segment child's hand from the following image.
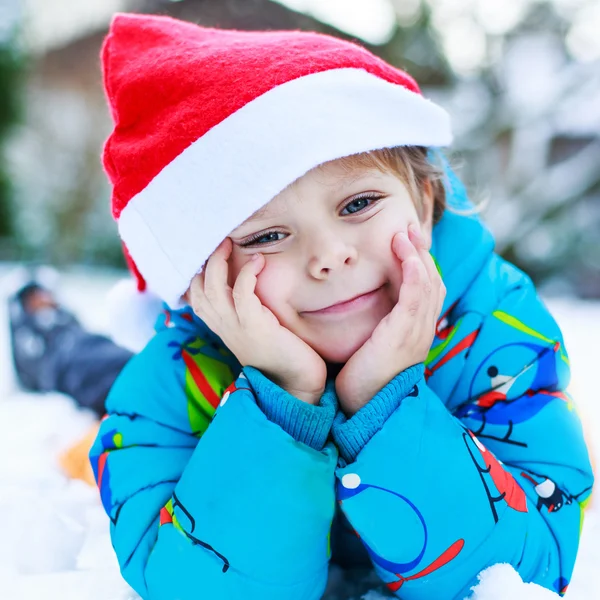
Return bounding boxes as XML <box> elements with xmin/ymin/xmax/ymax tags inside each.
<box><xmin>335</xmin><ymin>224</ymin><xmax>445</xmax><ymax>414</ymax></box>
<box><xmin>188</xmin><ymin>238</ymin><xmax>328</xmax><ymax>405</ymax></box>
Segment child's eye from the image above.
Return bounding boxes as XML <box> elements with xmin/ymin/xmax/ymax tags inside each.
<box><xmin>240</xmin><ymin>231</ymin><xmax>287</xmax><ymax>247</ymax></box>
<box><xmin>340</xmin><ymin>195</ymin><xmax>380</xmax><ymax>215</ymax></box>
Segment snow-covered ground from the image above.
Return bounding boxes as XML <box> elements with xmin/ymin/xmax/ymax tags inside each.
<box><xmin>0</xmin><ymin>266</ymin><xmax>598</xmax><ymax>600</ymax></box>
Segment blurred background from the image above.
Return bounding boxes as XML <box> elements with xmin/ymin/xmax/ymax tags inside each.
<box><xmin>0</xmin><ymin>3</ymin><xmax>599</xmax><ymax>598</ymax></box>
<box><xmin>0</xmin><ymin>0</ymin><xmax>599</xmax><ymax>295</ymax></box>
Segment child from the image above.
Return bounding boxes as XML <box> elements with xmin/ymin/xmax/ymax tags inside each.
<box><xmin>90</xmin><ymin>13</ymin><xmax>594</xmax><ymax>600</ymax></box>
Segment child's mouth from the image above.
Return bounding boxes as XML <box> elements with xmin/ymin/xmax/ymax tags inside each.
<box><xmin>302</xmin><ymin>286</ymin><xmax>384</xmax><ymax>317</ymax></box>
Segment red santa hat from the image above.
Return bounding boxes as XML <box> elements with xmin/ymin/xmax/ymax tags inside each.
<box><xmin>102</xmin><ymin>12</ymin><xmax>452</xmax><ymax>319</ymax></box>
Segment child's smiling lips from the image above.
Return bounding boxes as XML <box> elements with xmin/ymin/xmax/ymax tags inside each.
<box><xmin>301</xmin><ymin>285</ymin><xmax>385</xmax><ymax>317</ymax></box>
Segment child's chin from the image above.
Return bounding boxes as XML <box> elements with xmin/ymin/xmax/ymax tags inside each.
<box><xmin>315</xmin><ymin>336</ymin><xmax>370</xmax><ymax>365</ymax></box>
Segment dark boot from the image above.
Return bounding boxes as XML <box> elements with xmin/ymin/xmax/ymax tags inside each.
<box><xmin>8</xmin><ymin>280</ymin><xmax>133</xmax><ymax>415</ymax></box>
<box><xmin>8</xmin><ymin>282</ymin><xmax>79</xmax><ymax>392</ymax></box>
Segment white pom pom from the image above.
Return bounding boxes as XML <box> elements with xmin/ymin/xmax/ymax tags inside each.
<box><xmin>106</xmin><ymin>279</ymin><xmax>165</xmax><ymax>353</ymax></box>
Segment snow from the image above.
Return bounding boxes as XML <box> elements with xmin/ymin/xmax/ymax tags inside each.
<box><xmin>0</xmin><ymin>266</ymin><xmax>598</xmax><ymax>599</ymax></box>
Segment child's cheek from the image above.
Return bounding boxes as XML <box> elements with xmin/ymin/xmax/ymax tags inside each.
<box><xmin>226</xmin><ymin>254</ymin><xmax>285</xmax><ymax>317</ymax></box>
<box><xmin>254</xmin><ymin>262</ymin><xmax>291</xmax><ymax>320</ymax></box>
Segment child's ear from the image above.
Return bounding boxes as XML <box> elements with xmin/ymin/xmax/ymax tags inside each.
<box><xmin>419</xmin><ymin>179</ymin><xmax>435</xmax><ymax>249</ymax></box>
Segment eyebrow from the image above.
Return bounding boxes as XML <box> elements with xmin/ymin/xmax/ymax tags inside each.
<box><xmin>334</xmin><ymin>169</ymin><xmax>379</xmax><ymax>188</ymax></box>
<box><xmin>244</xmin><ymin>170</ymin><xmax>379</xmax><ymax>223</ymax></box>
<box><xmin>246</xmin><ymin>203</ymin><xmax>280</xmax><ymax>222</ymax></box>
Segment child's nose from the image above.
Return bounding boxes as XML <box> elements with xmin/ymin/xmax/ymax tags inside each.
<box><xmin>306</xmin><ymin>236</ymin><xmax>358</xmax><ymax>279</ymax></box>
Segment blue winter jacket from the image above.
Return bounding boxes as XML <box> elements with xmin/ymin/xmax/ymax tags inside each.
<box><xmin>90</xmin><ymin>169</ymin><xmax>593</xmax><ymax>599</ymax></box>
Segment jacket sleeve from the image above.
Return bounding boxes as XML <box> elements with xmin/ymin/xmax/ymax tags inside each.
<box><xmin>331</xmin><ymin>260</ymin><xmax>594</xmax><ymax>599</ymax></box>
<box><xmin>89</xmin><ymin>329</ymin><xmax>338</xmax><ymax>600</ymax></box>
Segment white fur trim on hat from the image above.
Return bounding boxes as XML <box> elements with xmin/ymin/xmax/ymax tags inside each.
<box><xmin>118</xmin><ymin>67</ymin><xmax>452</xmax><ymax>307</ymax></box>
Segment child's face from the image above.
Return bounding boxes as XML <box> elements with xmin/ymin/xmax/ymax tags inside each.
<box><xmin>227</xmin><ymin>159</ymin><xmax>434</xmax><ymax>364</ymax></box>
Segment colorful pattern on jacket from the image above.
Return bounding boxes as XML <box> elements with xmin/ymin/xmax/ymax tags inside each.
<box><xmin>90</xmin><ymin>166</ymin><xmax>594</xmax><ymax>600</ymax></box>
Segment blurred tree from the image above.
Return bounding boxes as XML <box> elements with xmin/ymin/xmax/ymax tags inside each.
<box><xmin>0</xmin><ymin>32</ymin><xmax>24</xmax><ymax>243</ymax></box>
<box><xmin>427</xmin><ymin>0</ymin><xmax>600</xmax><ymax>297</ymax></box>
<box><xmin>6</xmin><ymin>0</ymin><xmax>599</xmax><ymax>296</ymax></box>
<box><xmin>6</xmin><ymin>0</ymin><xmax>355</xmax><ymax>269</ymax></box>
<box><xmin>373</xmin><ymin>3</ymin><xmax>453</xmax><ymax>87</ymax></box>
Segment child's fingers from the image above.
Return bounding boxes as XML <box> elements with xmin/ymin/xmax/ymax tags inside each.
<box><xmin>202</xmin><ymin>238</ymin><xmax>235</xmax><ymax>312</ymax></box>
<box><xmin>407</xmin><ymin>222</ymin><xmax>428</xmax><ymax>251</ymax></box>
<box><xmin>393</xmin><ymin>231</ymin><xmax>430</xmax><ymax>289</ymax></box>
<box><xmin>397</xmin><ymin>258</ymin><xmax>428</xmax><ymax>318</ymax></box>
<box><xmin>390</xmin><ymin>230</ymin><xmax>440</xmax><ymax>351</ymax></box>
<box><xmin>231</xmin><ymin>253</ymin><xmax>266</xmax><ymax>328</ymax></box>
<box><xmin>436</xmin><ymin>279</ymin><xmax>447</xmax><ymax>318</ymax></box>
<box><xmin>407</xmin><ymin>224</ymin><xmax>446</xmax><ymax>322</ymax></box>
<box><xmin>187</xmin><ymin>272</ymin><xmax>205</xmax><ymax>309</ymax></box>
<box><xmin>392</xmin><ymin>232</ymin><xmax>430</xmax><ymax>320</ymax></box>
<box><xmin>188</xmin><ymin>271</ymin><xmax>220</xmax><ymax>324</ymax></box>
<box><xmin>407</xmin><ymin>224</ymin><xmax>440</xmax><ymax>285</ymax></box>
